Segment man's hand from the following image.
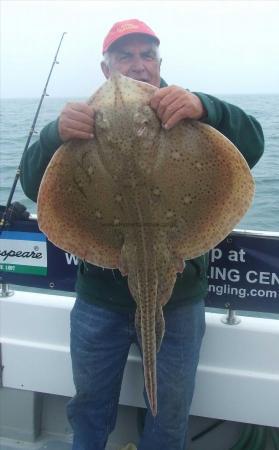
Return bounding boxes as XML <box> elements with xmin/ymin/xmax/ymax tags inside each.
<box><xmin>150</xmin><ymin>86</ymin><xmax>206</xmax><ymax>130</ymax></box>
<box><xmin>58</xmin><ymin>102</ymin><xmax>95</xmax><ymax>142</ymax></box>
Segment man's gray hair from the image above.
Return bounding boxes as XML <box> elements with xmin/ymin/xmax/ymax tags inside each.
<box><xmin>102</xmin><ymin>52</ymin><xmax>112</xmax><ymax>66</ymax></box>
<box><xmin>102</xmin><ymin>42</ymin><xmax>161</xmax><ymax>67</ymax></box>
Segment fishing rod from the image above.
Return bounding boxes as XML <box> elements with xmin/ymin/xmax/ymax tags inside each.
<box><xmin>0</xmin><ymin>31</ymin><xmax>67</xmax><ymax>231</ymax></box>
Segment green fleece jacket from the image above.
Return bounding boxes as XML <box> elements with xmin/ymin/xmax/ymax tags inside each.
<box><xmin>20</xmin><ymin>78</ymin><xmax>264</xmax><ymax>312</ymax></box>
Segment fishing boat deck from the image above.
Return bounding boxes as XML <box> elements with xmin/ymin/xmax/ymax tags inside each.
<box><xmin>0</xmin><ymin>437</ymin><xmax>71</xmax><ymax>450</ymax></box>
<box><xmin>0</xmin><ymin>412</ymin><xmax>277</xmax><ymax>450</ymax></box>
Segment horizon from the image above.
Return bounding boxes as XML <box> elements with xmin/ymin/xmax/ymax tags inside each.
<box><xmin>2</xmin><ymin>92</ymin><xmax>279</xmax><ymax>101</ymax></box>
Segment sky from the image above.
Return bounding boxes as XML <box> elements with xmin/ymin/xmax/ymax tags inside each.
<box><xmin>1</xmin><ymin>0</ymin><xmax>279</xmax><ymax>98</ymax></box>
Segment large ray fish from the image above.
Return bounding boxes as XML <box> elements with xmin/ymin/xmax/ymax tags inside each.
<box><xmin>37</xmin><ymin>73</ymin><xmax>254</xmax><ymax>416</ymax></box>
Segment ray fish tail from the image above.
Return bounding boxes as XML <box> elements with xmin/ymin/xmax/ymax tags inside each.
<box><xmin>134</xmin><ymin>252</ymin><xmax>160</xmax><ymax>417</ymax></box>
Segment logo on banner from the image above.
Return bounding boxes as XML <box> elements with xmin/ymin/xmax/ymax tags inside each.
<box><xmin>0</xmin><ymin>231</ymin><xmax>47</xmax><ymax>276</ymax></box>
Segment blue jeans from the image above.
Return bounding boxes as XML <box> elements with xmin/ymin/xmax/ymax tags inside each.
<box><xmin>67</xmin><ymin>297</ymin><xmax>205</xmax><ymax>450</ymax></box>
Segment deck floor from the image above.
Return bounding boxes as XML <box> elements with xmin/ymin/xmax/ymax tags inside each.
<box><xmin>1</xmin><ymin>417</ymin><xmax>277</xmax><ymax>450</ymax></box>
<box><xmin>0</xmin><ymin>437</ymin><xmax>72</xmax><ymax>450</ymax></box>
<box><xmin>0</xmin><ymin>437</ymin><xmax>130</xmax><ymax>450</ymax></box>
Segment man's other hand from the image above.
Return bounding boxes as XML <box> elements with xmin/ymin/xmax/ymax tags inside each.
<box><xmin>150</xmin><ymin>86</ymin><xmax>206</xmax><ymax>130</ymax></box>
<box><xmin>58</xmin><ymin>102</ymin><xmax>95</xmax><ymax>142</ymax></box>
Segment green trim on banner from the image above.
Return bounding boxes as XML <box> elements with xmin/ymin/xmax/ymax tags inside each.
<box><xmin>0</xmin><ymin>263</ymin><xmax>47</xmax><ymax>276</ymax></box>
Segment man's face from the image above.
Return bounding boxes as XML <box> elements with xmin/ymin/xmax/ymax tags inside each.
<box><xmin>101</xmin><ymin>35</ymin><xmax>162</xmax><ymax>88</ymax></box>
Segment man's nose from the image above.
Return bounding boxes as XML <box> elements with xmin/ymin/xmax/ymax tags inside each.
<box><xmin>130</xmin><ymin>56</ymin><xmax>145</xmax><ymax>72</ymax></box>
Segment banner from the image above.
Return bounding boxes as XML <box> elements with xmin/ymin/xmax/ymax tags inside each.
<box><xmin>0</xmin><ymin>219</ymin><xmax>278</xmax><ymax>313</ymax></box>
<box><xmin>207</xmin><ymin>232</ymin><xmax>279</xmax><ymax>313</ymax></box>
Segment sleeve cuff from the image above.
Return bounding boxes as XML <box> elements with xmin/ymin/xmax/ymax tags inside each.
<box><xmin>40</xmin><ymin>118</ymin><xmax>63</xmax><ymax>158</ymax></box>
<box><xmin>193</xmin><ymin>92</ymin><xmax>219</xmax><ymax>127</ymax></box>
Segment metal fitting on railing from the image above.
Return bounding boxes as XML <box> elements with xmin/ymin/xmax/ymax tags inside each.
<box><xmin>0</xmin><ymin>283</ymin><xmax>14</xmax><ymax>297</ymax></box>
<box><xmin>221</xmin><ymin>306</ymin><xmax>241</xmax><ymax>325</ymax></box>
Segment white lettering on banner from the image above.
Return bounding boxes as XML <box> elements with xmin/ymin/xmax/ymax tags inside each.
<box><xmin>210</xmin><ymin>248</ymin><xmax>222</xmax><ymax>262</ymax></box>
<box><xmin>208</xmin><ymin>283</ymin><xmax>247</xmax><ymax>298</ymax></box>
<box><xmin>208</xmin><ymin>283</ymin><xmax>278</xmax><ymax>299</ymax></box>
<box><xmin>210</xmin><ymin>248</ymin><xmax>246</xmax><ymax>263</ymax></box>
<box><xmin>65</xmin><ymin>253</ymin><xmax>79</xmax><ymax>265</ymax></box>
<box><xmin>208</xmin><ymin>245</ymin><xmax>279</xmax><ymax>288</ymax></box>
<box><xmin>208</xmin><ymin>267</ymin><xmax>240</xmax><ymax>282</ymax></box>
<box><xmin>228</xmin><ymin>249</ymin><xmax>246</xmax><ymax>262</ymax></box>
<box><xmin>209</xmin><ymin>267</ymin><xmax>279</xmax><ymax>285</ymax></box>
<box><xmin>246</xmin><ymin>271</ymin><xmax>279</xmax><ymax>285</ymax></box>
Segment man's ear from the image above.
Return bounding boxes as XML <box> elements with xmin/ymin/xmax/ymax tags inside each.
<box><xmin>101</xmin><ymin>61</ymin><xmax>110</xmax><ymax>79</ymax></box>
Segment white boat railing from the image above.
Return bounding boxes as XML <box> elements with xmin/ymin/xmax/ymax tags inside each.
<box><xmin>0</xmin><ymin>288</ymin><xmax>279</xmax><ymax>427</ymax></box>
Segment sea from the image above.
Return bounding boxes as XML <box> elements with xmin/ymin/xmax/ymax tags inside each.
<box><xmin>0</xmin><ymin>94</ymin><xmax>278</xmax><ymax>318</ymax></box>
<box><xmin>0</xmin><ymin>94</ymin><xmax>278</xmax><ymax>232</ymax></box>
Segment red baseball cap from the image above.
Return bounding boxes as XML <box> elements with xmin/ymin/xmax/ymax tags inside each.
<box><xmin>102</xmin><ymin>19</ymin><xmax>160</xmax><ymax>54</ymax></box>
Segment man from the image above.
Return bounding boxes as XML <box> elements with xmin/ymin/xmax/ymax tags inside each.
<box><xmin>20</xmin><ymin>19</ymin><xmax>264</xmax><ymax>450</ymax></box>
